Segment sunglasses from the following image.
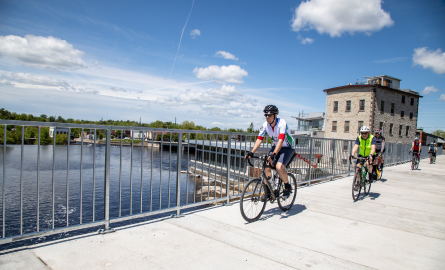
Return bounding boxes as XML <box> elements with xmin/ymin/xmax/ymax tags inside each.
<box><xmin>264</xmin><ymin>113</ymin><xmax>274</xmax><ymax>117</ymax></box>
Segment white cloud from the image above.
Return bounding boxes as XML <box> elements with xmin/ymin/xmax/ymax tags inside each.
<box><xmin>190</xmin><ymin>29</ymin><xmax>201</xmax><ymax>39</ymax></box>
<box><xmin>297</xmin><ymin>35</ymin><xmax>315</xmax><ymax>44</ymax></box>
<box><xmin>0</xmin><ymin>35</ymin><xmax>87</xmax><ymax>70</ymax></box>
<box><xmin>153</xmin><ymin>85</ymin><xmax>256</xmax><ymax>106</ymax></box>
<box><xmin>440</xmin><ymin>94</ymin><xmax>445</xmax><ymax>102</ymax></box>
<box><xmin>193</xmin><ymin>65</ymin><xmax>248</xmax><ymax>84</ymax></box>
<box><xmin>151</xmin><ymin>85</ymin><xmax>258</xmax><ymax>118</ymax></box>
<box><xmin>291</xmin><ymin>0</ymin><xmax>394</xmax><ymax>37</ymax></box>
<box><xmin>413</xmin><ymin>47</ymin><xmax>445</xmax><ymax>74</ymax></box>
<box><xmin>422</xmin><ymin>86</ymin><xmax>439</xmax><ymax>95</ymax></box>
<box><xmin>215</xmin><ymin>51</ymin><xmax>239</xmax><ymax>61</ymax></box>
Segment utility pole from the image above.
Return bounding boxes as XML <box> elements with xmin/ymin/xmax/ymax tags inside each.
<box><xmin>175</xmin><ymin>117</ymin><xmax>176</xmax><ymax>128</ymax></box>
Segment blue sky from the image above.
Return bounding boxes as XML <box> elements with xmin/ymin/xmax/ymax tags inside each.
<box><xmin>0</xmin><ymin>0</ymin><xmax>444</xmax><ymax>132</ymax></box>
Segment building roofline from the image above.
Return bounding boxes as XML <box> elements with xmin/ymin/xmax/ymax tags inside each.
<box><xmin>364</xmin><ymin>75</ymin><xmax>402</xmax><ymax>81</ymax></box>
<box><xmin>323</xmin><ymin>84</ymin><xmax>423</xmax><ymax>98</ymax></box>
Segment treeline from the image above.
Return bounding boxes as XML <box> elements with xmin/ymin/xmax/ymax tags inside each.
<box><xmin>0</xmin><ymin>108</ymin><xmax>257</xmax><ymax>145</ymax></box>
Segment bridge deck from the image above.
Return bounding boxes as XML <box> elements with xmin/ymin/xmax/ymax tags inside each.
<box><xmin>1</xmin><ymin>156</ymin><xmax>444</xmax><ymax>269</ymax></box>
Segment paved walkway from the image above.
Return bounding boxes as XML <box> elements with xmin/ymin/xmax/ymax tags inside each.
<box><xmin>1</xmin><ymin>156</ymin><xmax>444</xmax><ymax>269</ymax></box>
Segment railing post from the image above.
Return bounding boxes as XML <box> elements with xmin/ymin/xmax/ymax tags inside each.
<box><xmin>174</xmin><ymin>132</ymin><xmax>184</xmax><ymax>218</ymax></box>
<box><xmin>331</xmin><ymin>139</ymin><xmax>336</xmax><ymax>181</ymax></box>
<box><xmin>99</xmin><ymin>127</ymin><xmax>114</xmax><ymax>234</ymax></box>
<box><xmin>225</xmin><ymin>137</ymin><xmax>232</xmax><ymax>205</ymax></box>
<box><xmin>348</xmin><ymin>140</ymin><xmax>352</xmax><ymax>176</ymax></box>
<box><xmin>308</xmin><ymin>138</ymin><xmax>313</xmax><ymax>185</ymax></box>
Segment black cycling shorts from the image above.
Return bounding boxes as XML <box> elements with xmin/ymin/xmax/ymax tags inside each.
<box><xmin>269</xmin><ymin>146</ymin><xmax>295</xmax><ymax>167</ymax></box>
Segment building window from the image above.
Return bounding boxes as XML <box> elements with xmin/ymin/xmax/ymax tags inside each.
<box><xmin>380</xmin><ymin>100</ymin><xmax>384</xmax><ymax>113</ymax></box>
<box><xmin>389</xmin><ymin>123</ymin><xmax>393</xmax><ymax>135</ymax></box>
<box><xmin>333</xmin><ymin>101</ymin><xmax>338</xmax><ymax>112</ymax></box>
<box><xmin>410</xmin><ymin>97</ymin><xmax>414</xmax><ymax>106</ymax></box>
<box><xmin>344</xmin><ymin>121</ymin><xmax>350</xmax><ymax>133</ymax></box>
<box><xmin>379</xmin><ymin>122</ymin><xmax>384</xmax><ymax>131</ymax></box>
<box><xmin>402</xmin><ymin>95</ymin><xmax>405</xmax><ymax>103</ymax></box>
<box><xmin>399</xmin><ymin>125</ymin><xmax>403</xmax><ymax>136</ymax></box>
<box><xmin>401</xmin><ymin>111</ymin><xmax>405</xmax><ymax>118</ymax></box>
<box><xmin>390</xmin><ymin>103</ymin><xmax>395</xmax><ymax>115</ymax></box>
<box><xmin>359</xmin><ymin>100</ymin><xmax>365</xmax><ymax>111</ymax></box>
<box><xmin>410</xmin><ymin>112</ymin><xmax>413</xmax><ymax>120</ymax></box>
<box><xmin>346</xmin><ymin>100</ymin><xmax>351</xmax><ymax>112</ymax></box>
<box><xmin>332</xmin><ymin>121</ymin><xmax>337</xmax><ymax>132</ymax></box>
<box><xmin>406</xmin><ymin>126</ymin><xmax>410</xmax><ymax>136</ymax></box>
<box><xmin>358</xmin><ymin>121</ymin><xmax>364</xmax><ymax>133</ymax></box>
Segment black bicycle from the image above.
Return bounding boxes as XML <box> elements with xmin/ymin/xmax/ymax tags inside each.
<box><xmin>240</xmin><ymin>154</ymin><xmax>297</xmax><ymax>223</ymax></box>
<box><xmin>350</xmin><ymin>156</ymin><xmax>372</xmax><ymax>202</ymax></box>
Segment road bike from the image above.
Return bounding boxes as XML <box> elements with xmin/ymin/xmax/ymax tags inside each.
<box><xmin>429</xmin><ymin>152</ymin><xmax>436</xmax><ymax>164</ymax></box>
<box><xmin>240</xmin><ymin>154</ymin><xmax>297</xmax><ymax>223</ymax></box>
<box><xmin>410</xmin><ymin>151</ymin><xmax>419</xmax><ymax>170</ymax></box>
<box><xmin>350</xmin><ymin>156</ymin><xmax>372</xmax><ymax>202</ymax></box>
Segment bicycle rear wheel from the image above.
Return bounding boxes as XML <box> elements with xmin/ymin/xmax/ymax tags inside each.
<box><xmin>277</xmin><ymin>173</ymin><xmax>297</xmax><ymax>211</ymax></box>
<box><xmin>352</xmin><ymin>173</ymin><xmax>362</xmax><ymax>202</ymax></box>
<box><xmin>240</xmin><ymin>178</ymin><xmax>268</xmax><ymax>223</ymax></box>
<box><xmin>411</xmin><ymin>157</ymin><xmax>415</xmax><ymax>170</ymax></box>
<box><xmin>415</xmin><ymin>157</ymin><xmax>419</xmax><ymax>170</ymax></box>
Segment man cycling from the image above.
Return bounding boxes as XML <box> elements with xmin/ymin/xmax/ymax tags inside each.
<box><xmin>409</xmin><ymin>137</ymin><xmax>421</xmax><ymax>162</ymax></box>
<box><xmin>429</xmin><ymin>141</ymin><xmax>437</xmax><ymax>163</ymax></box>
<box><xmin>350</xmin><ymin>126</ymin><xmax>377</xmax><ymax>183</ymax></box>
<box><xmin>245</xmin><ymin>105</ymin><xmax>295</xmax><ymax>197</ymax></box>
<box><xmin>374</xmin><ymin>129</ymin><xmax>385</xmax><ymax>170</ymax></box>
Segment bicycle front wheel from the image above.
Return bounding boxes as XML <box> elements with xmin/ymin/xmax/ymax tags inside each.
<box><xmin>415</xmin><ymin>157</ymin><xmax>419</xmax><ymax>170</ymax></box>
<box><xmin>352</xmin><ymin>173</ymin><xmax>362</xmax><ymax>202</ymax></box>
<box><xmin>277</xmin><ymin>173</ymin><xmax>297</xmax><ymax>211</ymax></box>
<box><xmin>240</xmin><ymin>178</ymin><xmax>268</xmax><ymax>223</ymax></box>
<box><xmin>364</xmin><ymin>174</ymin><xmax>371</xmax><ymax>195</ymax></box>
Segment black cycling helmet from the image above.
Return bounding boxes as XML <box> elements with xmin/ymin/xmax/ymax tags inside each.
<box><xmin>263</xmin><ymin>105</ymin><xmax>279</xmax><ymax>114</ymax></box>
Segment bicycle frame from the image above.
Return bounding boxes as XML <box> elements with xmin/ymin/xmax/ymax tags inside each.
<box><xmin>246</xmin><ymin>155</ymin><xmax>280</xmax><ymax>201</ymax></box>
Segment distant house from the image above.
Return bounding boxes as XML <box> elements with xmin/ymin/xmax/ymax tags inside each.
<box><xmin>291</xmin><ymin>112</ymin><xmax>325</xmax><ymax>137</ymax></box>
<box><xmin>49</xmin><ymin>127</ymin><xmax>69</xmax><ymax>138</ymax></box>
<box><xmin>323</xmin><ymin>75</ymin><xmax>422</xmax><ymax>143</ymax></box>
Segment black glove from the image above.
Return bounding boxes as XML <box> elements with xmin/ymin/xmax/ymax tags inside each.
<box><xmin>245</xmin><ymin>151</ymin><xmax>254</xmax><ymax>159</ymax></box>
<box><xmin>368</xmin><ymin>155</ymin><xmax>373</xmax><ymax>161</ymax></box>
<box><xmin>269</xmin><ymin>152</ymin><xmax>278</xmax><ymax>165</ymax></box>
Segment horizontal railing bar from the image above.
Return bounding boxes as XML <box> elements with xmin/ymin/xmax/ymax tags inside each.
<box><xmin>0</xmin><ymin>221</ymin><xmax>106</xmax><ymax>245</ymax></box>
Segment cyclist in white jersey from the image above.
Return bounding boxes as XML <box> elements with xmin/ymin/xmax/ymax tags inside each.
<box><xmin>245</xmin><ymin>105</ymin><xmax>296</xmax><ymax>197</ymax></box>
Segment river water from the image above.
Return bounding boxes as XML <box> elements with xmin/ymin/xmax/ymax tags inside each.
<box><xmin>0</xmin><ymin>144</ymin><xmax>201</xmax><ymax>238</ymax></box>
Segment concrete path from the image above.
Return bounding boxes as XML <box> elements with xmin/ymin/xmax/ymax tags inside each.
<box><xmin>1</xmin><ymin>156</ymin><xmax>444</xmax><ymax>270</ymax></box>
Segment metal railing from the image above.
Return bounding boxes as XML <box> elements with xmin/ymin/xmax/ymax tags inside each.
<box><xmin>0</xmin><ymin>119</ymin><xmax>442</xmax><ymax>245</ymax></box>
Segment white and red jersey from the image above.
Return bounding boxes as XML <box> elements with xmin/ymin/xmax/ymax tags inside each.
<box><xmin>258</xmin><ymin>118</ymin><xmax>295</xmax><ymax>148</ymax></box>
<box><xmin>412</xmin><ymin>141</ymin><xmax>421</xmax><ymax>151</ymax></box>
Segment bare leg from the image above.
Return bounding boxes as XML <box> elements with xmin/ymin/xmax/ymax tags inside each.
<box><xmin>275</xmin><ymin>162</ymin><xmax>288</xmax><ymax>184</ymax></box>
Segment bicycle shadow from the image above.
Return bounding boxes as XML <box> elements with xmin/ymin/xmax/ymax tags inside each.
<box><xmin>256</xmin><ymin>204</ymin><xmax>307</xmax><ymax>222</ymax></box>
<box><xmin>368</xmin><ymin>192</ymin><xmax>381</xmax><ymax>200</ymax></box>
<box><xmin>378</xmin><ymin>178</ymin><xmax>387</xmax><ymax>182</ymax></box>
<box><xmin>355</xmin><ymin>192</ymin><xmax>381</xmax><ymax>201</ymax></box>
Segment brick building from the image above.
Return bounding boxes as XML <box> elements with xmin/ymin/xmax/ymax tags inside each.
<box><xmin>323</xmin><ymin>75</ymin><xmax>422</xmax><ymax>143</ymax></box>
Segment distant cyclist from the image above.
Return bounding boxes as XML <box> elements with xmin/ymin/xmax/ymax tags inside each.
<box><xmin>429</xmin><ymin>141</ymin><xmax>437</xmax><ymax>162</ymax></box>
<box><xmin>350</xmin><ymin>126</ymin><xmax>377</xmax><ymax>183</ymax></box>
<box><xmin>374</xmin><ymin>129</ymin><xmax>385</xmax><ymax>169</ymax></box>
<box><xmin>245</xmin><ymin>105</ymin><xmax>295</xmax><ymax>197</ymax></box>
<box><xmin>409</xmin><ymin>137</ymin><xmax>422</xmax><ymax>162</ymax></box>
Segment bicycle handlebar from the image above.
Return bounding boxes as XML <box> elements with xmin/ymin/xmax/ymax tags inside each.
<box><xmin>245</xmin><ymin>154</ymin><xmax>276</xmax><ymax>169</ymax></box>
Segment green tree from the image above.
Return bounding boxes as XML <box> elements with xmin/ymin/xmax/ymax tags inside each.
<box><xmin>98</xmin><ymin>133</ymin><xmax>104</xmax><ymax>140</ymax></box>
<box><xmin>40</xmin><ymin>114</ymin><xmax>48</xmax><ymax>120</ymax></box>
<box><xmin>19</xmin><ymin>113</ymin><xmax>27</xmax><ymax>121</ymax></box>
<box><xmin>48</xmin><ymin>116</ymin><xmax>55</xmax><ymax>122</ymax></box>
<box><xmin>247</xmin><ymin>122</ymin><xmax>254</xmax><ymax>133</ymax></box>
<box><xmin>26</xmin><ymin>114</ymin><xmax>34</xmax><ymax>121</ymax></box>
<box><xmin>56</xmin><ymin>116</ymin><xmax>65</xmax><ymax>123</ymax></box>
<box><xmin>432</xmin><ymin>130</ymin><xmax>445</xmax><ymax>138</ymax></box>
<box><xmin>56</xmin><ymin>133</ymin><xmax>68</xmax><ymax>145</ymax></box>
